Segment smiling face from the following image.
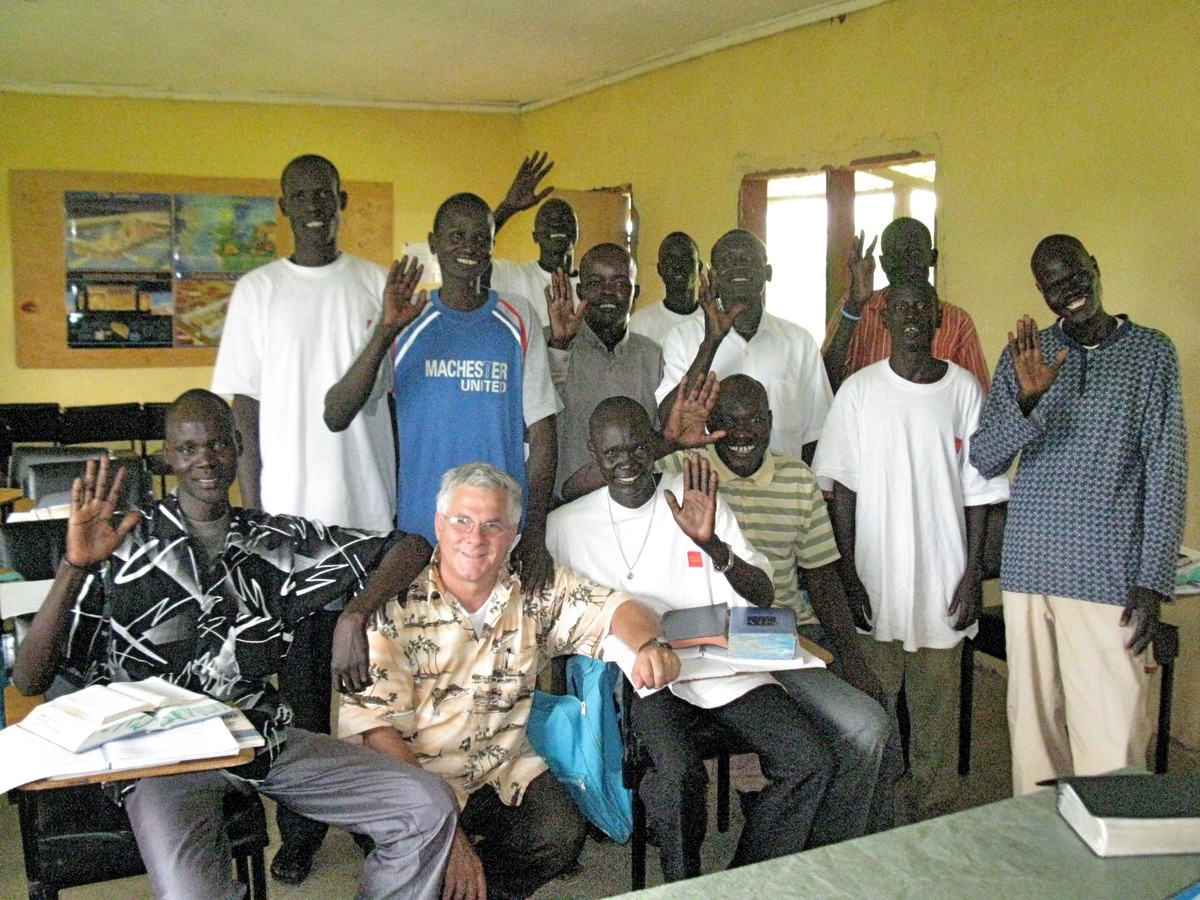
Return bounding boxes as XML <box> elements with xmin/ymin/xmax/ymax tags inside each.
<box><xmin>164</xmin><ymin>392</ymin><xmax>239</xmax><ymax>522</ymax></box>
<box><xmin>657</xmin><ymin>233</ymin><xmax>700</xmax><ymax>300</ymax></box>
<box><xmin>533</xmin><ymin>199</ymin><xmax>578</xmax><ymax>261</ymax></box>
<box><xmin>430</xmin><ymin>196</ymin><xmax>495</xmax><ymax>287</ymax></box>
<box><xmin>883</xmin><ymin>278</ymin><xmax>942</xmax><ymax>353</ymax></box>
<box><xmin>1032</xmin><ymin>240</ymin><xmax>1103</xmax><ymax>326</ymax></box>
<box><xmin>709</xmin><ymin>376</ymin><xmax>772</xmax><ymax>478</ymax></box>
<box><xmin>579</xmin><ymin>244</ymin><xmax>638</xmax><ymax>335</ymax></box>
<box><xmin>434</xmin><ymin>484</ymin><xmax>519</xmax><ymax>604</ymax></box>
<box><xmin>588</xmin><ymin>398</ymin><xmax>658</xmax><ymax>509</ymax></box>
<box><xmin>279</xmin><ymin>156</ymin><xmax>346</xmax><ymax>262</ymax></box>
<box><xmin>711</xmin><ymin>231</ymin><xmax>771</xmax><ymax>313</ymax></box>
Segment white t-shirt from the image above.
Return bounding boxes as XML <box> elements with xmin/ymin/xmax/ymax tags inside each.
<box><xmin>489</xmin><ymin>259</ymin><xmax>578</xmax><ymax>328</ymax></box>
<box><xmin>656</xmin><ymin>311</ymin><xmax>832</xmax><ymax>456</ymax></box>
<box><xmin>628</xmin><ymin>302</ymin><xmax>703</xmax><ymax>347</ymax></box>
<box><xmin>545</xmin><ymin>473</ymin><xmax>775</xmax><ymax>709</ymax></box>
<box><xmin>812</xmin><ymin>361</ymin><xmax>1011</xmax><ymax>651</ymax></box>
<box><xmin>212</xmin><ymin>253</ymin><xmax>395</xmax><ymax>531</ymax></box>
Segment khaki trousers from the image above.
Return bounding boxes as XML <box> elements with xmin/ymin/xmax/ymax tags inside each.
<box><xmin>859</xmin><ymin>636</ymin><xmax>962</xmax><ymax>814</ymax></box>
<box><xmin>1002</xmin><ymin>591</ymin><xmax>1153</xmax><ymax>796</ymax></box>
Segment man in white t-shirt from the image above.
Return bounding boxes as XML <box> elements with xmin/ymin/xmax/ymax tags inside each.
<box><xmin>812</xmin><ymin>276</ymin><xmax>1009</xmax><ymax>820</ymax></box>
<box><xmin>487</xmin><ymin>152</ymin><xmax>578</xmax><ymax>327</ymax></box>
<box><xmin>547</xmin><ymin>397</ymin><xmax>839</xmax><ymax>882</ymax></box>
<box><xmin>628</xmin><ymin>232</ymin><xmax>705</xmax><ymax>346</ymax></box>
<box><xmin>657</xmin><ymin>229</ymin><xmax>831</xmax><ymax>464</ymax></box>
<box><xmin>211</xmin><ymin>153</ymin><xmax>394</xmax><ymax>882</ymax></box>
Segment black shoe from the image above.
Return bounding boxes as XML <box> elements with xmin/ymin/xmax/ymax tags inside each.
<box><xmin>270</xmin><ymin>842</ymin><xmax>316</xmax><ymax>885</ymax></box>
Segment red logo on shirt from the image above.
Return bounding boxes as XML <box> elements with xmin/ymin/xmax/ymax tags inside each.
<box><xmin>954</xmin><ymin>437</ymin><xmax>963</xmax><ymax>453</ymax></box>
<box><xmin>687</xmin><ymin>551</ymin><xmax>703</xmax><ymax>567</ymax></box>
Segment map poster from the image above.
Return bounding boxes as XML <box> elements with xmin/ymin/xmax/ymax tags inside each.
<box><xmin>62</xmin><ymin>191</ymin><xmax>276</xmax><ymax>349</ymax></box>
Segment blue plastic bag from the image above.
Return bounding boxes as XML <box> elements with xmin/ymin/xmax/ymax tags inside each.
<box><xmin>526</xmin><ymin>655</ymin><xmax>633</xmax><ymax>843</ymax></box>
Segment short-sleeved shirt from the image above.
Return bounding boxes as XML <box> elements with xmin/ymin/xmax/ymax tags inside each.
<box><xmin>60</xmin><ymin>495</ymin><xmax>399</xmax><ymax>771</ymax></box>
<box><xmin>211</xmin><ymin>253</ymin><xmax>396</xmax><ymax>531</ymax></box>
<box><xmin>821</xmin><ymin>287</ymin><xmax>991</xmax><ymax>391</ymax></box>
<box><xmin>390</xmin><ymin>289</ymin><xmax>560</xmax><ymax>542</ymax></box>
<box><xmin>659</xmin><ymin>446</ymin><xmax>839</xmax><ymax>625</ymax></box>
<box><xmin>338</xmin><ymin>555</ymin><xmax>627</xmax><ymax>807</ymax></box>
<box><xmin>657</xmin><ymin>311</ymin><xmax>832</xmax><ymax>456</ymax></box>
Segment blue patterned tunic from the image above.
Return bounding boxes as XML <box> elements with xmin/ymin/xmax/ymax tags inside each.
<box><xmin>970</xmin><ymin>317</ymin><xmax>1186</xmax><ymax>605</ymax></box>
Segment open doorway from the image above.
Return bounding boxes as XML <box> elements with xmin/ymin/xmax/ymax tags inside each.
<box><xmin>739</xmin><ymin>156</ymin><xmax>936</xmax><ymax>341</ymax></box>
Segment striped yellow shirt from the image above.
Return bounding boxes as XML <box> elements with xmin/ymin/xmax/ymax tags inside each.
<box><xmin>659</xmin><ymin>447</ymin><xmax>840</xmax><ymax>624</ymax></box>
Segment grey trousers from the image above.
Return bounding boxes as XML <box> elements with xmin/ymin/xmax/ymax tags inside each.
<box><xmin>124</xmin><ymin>727</ymin><xmax>457</xmax><ymax>900</ymax></box>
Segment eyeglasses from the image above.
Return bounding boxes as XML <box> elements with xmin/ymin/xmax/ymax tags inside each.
<box><xmin>167</xmin><ymin>439</ymin><xmax>235</xmax><ymax>459</ymax></box>
<box><xmin>441</xmin><ymin>514</ymin><xmax>510</xmax><ymax>537</ymax></box>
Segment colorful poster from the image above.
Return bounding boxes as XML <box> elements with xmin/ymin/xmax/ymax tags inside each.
<box><xmin>174</xmin><ymin>194</ymin><xmax>277</xmax><ymax>275</ymax></box>
<box><xmin>65</xmin><ymin>192</ymin><xmax>172</xmax><ymax>272</ymax></box>
<box><xmin>62</xmin><ymin>190</ymin><xmax>277</xmax><ymax>349</ymax></box>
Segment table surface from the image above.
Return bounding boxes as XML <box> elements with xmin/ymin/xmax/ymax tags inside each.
<box><xmin>618</xmin><ymin>785</ymin><xmax>1200</xmax><ymax>900</ymax></box>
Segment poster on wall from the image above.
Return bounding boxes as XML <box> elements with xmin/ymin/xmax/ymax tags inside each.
<box><xmin>63</xmin><ymin>190</ymin><xmax>276</xmax><ymax>349</ymax></box>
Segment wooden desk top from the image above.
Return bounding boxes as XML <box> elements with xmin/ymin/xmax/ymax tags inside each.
<box><xmin>17</xmin><ymin>747</ymin><xmax>256</xmax><ymax>790</ymax></box>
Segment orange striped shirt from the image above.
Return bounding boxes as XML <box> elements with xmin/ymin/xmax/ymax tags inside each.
<box><xmin>821</xmin><ymin>287</ymin><xmax>991</xmax><ymax>390</ymax></box>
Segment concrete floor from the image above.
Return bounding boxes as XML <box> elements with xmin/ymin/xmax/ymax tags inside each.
<box><xmin>3</xmin><ymin>662</ymin><xmax>1195</xmax><ymax>898</ymax></box>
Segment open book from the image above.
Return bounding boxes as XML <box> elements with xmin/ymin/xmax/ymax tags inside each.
<box><xmin>17</xmin><ymin>677</ymin><xmax>232</xmax><ymax>752</ymax></box>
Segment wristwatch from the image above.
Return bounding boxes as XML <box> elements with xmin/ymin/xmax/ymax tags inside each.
<box><xmin>638</xmin><ymin>637</ymin><xmax>672</xmax><ymax>653</ymax></box>
<box><xmin>710</xmin><ymin>539</ymin><xmax>735</xmax><ymax>574</ymax></box>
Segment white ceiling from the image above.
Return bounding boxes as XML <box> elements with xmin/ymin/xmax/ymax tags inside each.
<box><xmin>1</xmin><ymin>0</ymin><xmax>889</xmax><ymax>113</ymax></box>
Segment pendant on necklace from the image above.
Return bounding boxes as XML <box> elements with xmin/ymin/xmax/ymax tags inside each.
<box><xmin>626</xmin><ymin>571</ymin><xmax>634</xmax><ymax>580</ymax></box>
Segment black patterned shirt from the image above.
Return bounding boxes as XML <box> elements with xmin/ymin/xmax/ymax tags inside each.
<box><xmin>62</xmin><ymin>494</ymin><xmax>400</xmax><ymax>774</ymax></box>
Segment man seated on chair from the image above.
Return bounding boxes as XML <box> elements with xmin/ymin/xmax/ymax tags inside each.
<box><xmin>11</xmin><ymin>389</ymin><xmax>458</xmax><ymax>900</ymax></box>
<box><xmin>546</xmin><ymin>397</ymin><xmax>838</xmax><ymax>883</ymax></box>
<box><xmin>339</xmin><ymin>461</ymin><xmax>679</xmax><ymax>900</ymax></box>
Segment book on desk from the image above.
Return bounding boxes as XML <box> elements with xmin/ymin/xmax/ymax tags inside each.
<box><xmin>1056</xmin><ymin>772</ymin><xmax>1200</xmax><ymax>857</ymax></box>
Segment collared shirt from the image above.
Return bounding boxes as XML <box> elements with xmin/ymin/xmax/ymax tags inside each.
<box><xmin>657</xmin><ymin>311</ymin><xmax>832</xmax><ymax>456</ymax></box>
<box><xmin>821</xmin><ymin>287</ymin><xmax>991</xmax><ymax>390</ymax></box>
<box><xmin>60</xmin><ymin>495</ymin><xmax>399</xmax><ymax>772</ymax></box>
<box><xmin>548</xmin><ymin>320</ymin><xmax>663</xmax><ymax>496</ymax></box>
<box><xmin>338</xmin><ymin>553</ymin><xmax>627</xmax><ymax>807</ymax></box>
<box><xmin>659</xmin><ymin>447</ymin><xmax>840</xmax><ymax>625</ymax></box>
<box><xmin>628</xmin><ymin>302</ymin><xmax>704</xmax><ymax>346</ymax></box>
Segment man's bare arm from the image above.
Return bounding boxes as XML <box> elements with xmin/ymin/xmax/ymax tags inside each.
<box><xmin>231</xmin><ymin>394</ymin><xmax>262</xmax><ymax>509</ymax></box>
<box><xmin>332</xmin><ymin>533</ymin><xmax>433</xmax><ymax>693</ymax></box>
<box><xmin>510</xmin><ymin>415</ymin><xmax>557</xmax><ymax>596</ymax></box>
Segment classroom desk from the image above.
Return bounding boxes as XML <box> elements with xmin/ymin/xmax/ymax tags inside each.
<box><xmin>618</xmin><ymin>785</ymin><xmax>1200</xmax><ymax>899</ymax></box>
<box><xmin>0</xmin><ymin>488</ymin><xmax>21</xmax><ymax>522</ymax></box>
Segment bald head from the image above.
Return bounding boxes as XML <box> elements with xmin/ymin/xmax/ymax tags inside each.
<box><xmin>716</xmin><ymin>374</ymin><xmax>768</xmax><ymax>416</ymax></box>
<box><xmin>881</xmin><ymin>217</ymin><xmax>936</xmax><ymax>283</ymax></box>
<box><xmin>589</xmin><ymin>395</ymin><xmax>650</xmax><ymax>444</ymax></box>
<box><xmin>166</xmin><ymin>389</ymin><xmax>234</xmax><ymax>435</ymax></box>
<box><xmin>712</xmin><ymin>229</ymin><xmax>766</xmax><ymax>262</ymax></box>
<box><xmin>1031</xmin><ymin>234</ymin><xmax>1089</xmax><ymax>274</ymax></box>
<box><xmin>432</xmin><ymin>192</ymin><xmax>493</xmax><ymax>234</ymax></box>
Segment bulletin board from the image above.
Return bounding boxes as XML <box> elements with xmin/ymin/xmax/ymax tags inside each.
<box><xmin>10</xmin><ymin>170</ymin><xmax>393</xmax><ymax>368</ymax></box>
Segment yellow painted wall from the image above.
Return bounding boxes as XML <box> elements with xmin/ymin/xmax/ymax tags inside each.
<box><xmin>0</xmin><ymin>92</ymin><xmax>524</xmax><ymax>404</ymax></box>
<box><xmin>518</xmin><ymin>0</ymin><xmax>1200</xmax><ymax>548</ymax></box>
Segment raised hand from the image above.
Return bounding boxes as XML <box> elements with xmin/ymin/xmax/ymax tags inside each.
<box><xmin>846</xmin><ymin>231</ymin><xmax>878</xmax><ymax>314</ymax></box>
<box><xmin>381</xmin><ymin>256</ymin><xmax>428</xmax><ymax>336</ymax></box>
<box><xmin>698</xmin><ymin>266</ymin><xmax>744</xmax><ymax>346</ymax></box>
<box><xmin>663</xmin><ymin>455</ymin><xmax>718</xmax><ymax>547</ymax></box>
<box><xmin>500</xmin><ymin>151</ymin><xmax>555</xmax><ymax>215</ymax></box>
<box><xmin>66</xmin><ymin>456</ymin><xmax>142</xmax><ymax>569</ymax></box>
<box><xmin>545</xmin><ymin>267</ymin><xmax>586</xmax><ymax>348</ymax></box>
<box><xmin>661</xmin><ymin>372</ymin><xmax>723</xmax><ymax>450</ymax></box>
<box><xmin>1007</xmin><ymin>315</ymin><xmax>1067</xmax><ymax>408</ymax></box>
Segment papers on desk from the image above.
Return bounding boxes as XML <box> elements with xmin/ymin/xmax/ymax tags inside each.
<box><xmin>1056</xmin><ymin>773</ymin><xmax>1200</xmax><ymax>857</ymax></box>
<box><xmin>602</xmin><ymin>633</ymin><xmax>825</xmax><ymax>697</ymax></box>
<box><xmin>0</xmin><ymin>714</ymin><xmax>253</xmax><ymax>792</ymax></box>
